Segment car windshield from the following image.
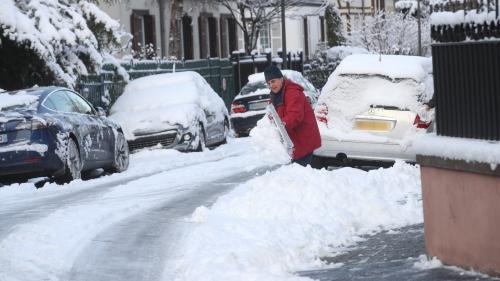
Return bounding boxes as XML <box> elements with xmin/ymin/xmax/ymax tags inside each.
<box><xmin>240</xmin><ymin>81</ymin><xmax>268</xmax><ymax>96</ymax></box>
<box><xmin>0</xmin><ymin>90</ymin><xmax>40</xmax><ymax>112</ymax></box>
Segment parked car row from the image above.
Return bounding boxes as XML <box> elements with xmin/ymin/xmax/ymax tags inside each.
<box><xmin>0</xmin><ymin>71</ymin><xmax>229</xmax><ymax>183</ymax></box>
<box><xmin>0</xmin><ymin>55</ymin><xmax>435</xmax><ymax>183</ymax></box>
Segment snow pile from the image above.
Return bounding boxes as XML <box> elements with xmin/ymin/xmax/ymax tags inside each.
<box><xmin>175</xmin><ymin>162</ymin><xmax>422</xmax><ymax>280</ymax></box>
<box><xmin>0</xmin><ymin>0</ymin><xmax>126</xmax><ymax>87</ymax></box>
<box><xmin>109</xmin><ymin>72</ymin><xmax>228</xmax><ymax>140</ymax></box>
<box><xmin>413</xmin><ymin>255</ymin><xmax>443</xmax><ymax>270</ymax></box>
<box><xmin>249</xmin><ymin>116</ymin><xmax>291</xmax><ymax>164</ymax></box>
<box><xmin>413</xmin><ymin>133</ymin><xmax>500</xmax><ymax>168</ymax></box>
<box><xmin>0</xmin><ymin>91</ymin><xmax>39</xmax><ymax>110</ymax></box>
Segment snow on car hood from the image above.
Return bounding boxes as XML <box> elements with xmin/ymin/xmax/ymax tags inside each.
<box><xmin>110</xmin><ymin>103</ymin><xmax>203</xmax><ymax>140</ymax></box>
<box><xmin>109</xmin><ymin>71</ymin><xmax>228</xmax><ymax>139</ymax></box>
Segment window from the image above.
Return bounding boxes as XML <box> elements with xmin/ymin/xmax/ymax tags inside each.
<box><xmin>65</xmin><ymin>91</ymin><xmax>94</xmax><ymax>115</ymax></box>
<box><xmin>258</xmin><ymin>24</ymin><xmax>271</xmax><ymax>51</ymax></box>
<box><xmin>130</xmin><ymin>10</ymin><xmax>156</xmax><ymax>52</ymax></box>
<box><xmin>43</xmin><ymin>91</ymin><xmax>78</xmax><ymax>113</ymax></box>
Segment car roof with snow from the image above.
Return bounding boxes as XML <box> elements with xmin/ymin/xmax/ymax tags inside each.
<box><xmin>333</xmin><ymin>54</ymin><xmax>432</xmax><ymax>82</ymax></box>
<box><xmin>235</xmin><ymin>70</ymin><xmax>318</xmax><ymax>100</ymax></box>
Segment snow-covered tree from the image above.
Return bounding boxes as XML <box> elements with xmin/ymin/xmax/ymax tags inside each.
<box><xmin>214</xmin><ymin>0</ymin><xmax>302</xmax><ymax>55</ymax></box>
<box><xmin>325</xmin><ymin>4</ymin><xmax>344</xmax><ymax>47</ymax></box>
<box><xmin>0</xmin><ymin>0</ymin><xmax>128</xmax><ymax>90</ymax></box>
<box><xmin>347</xmin><ymin>11</ymin><xmax>431</xmax><ymax>56</ymax></box>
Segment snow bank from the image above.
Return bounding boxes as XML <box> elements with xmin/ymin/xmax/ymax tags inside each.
<box><xmin>174</xmin><ymin>162</ymin><xmax>422</xmax><ymax>280</ymax></box>
<box><xmin>413</xmin><ymin>133</ymin><xmax>500</xmax><ymax>169</ymax></box>
<box><xmin>0</xmin><ymin>91</ymin><xmax>39</xmax><ymax>110</ymax></box>
<box><xmin>249</xmin><ymin>116</ymin><xmax>291</xmax><ymax>164</ymax></box>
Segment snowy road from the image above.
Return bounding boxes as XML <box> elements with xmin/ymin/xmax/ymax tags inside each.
<box><xmin>0</xmin><ymin>138</ymin><xmax>282</xmax><ymax>281</ymax></box>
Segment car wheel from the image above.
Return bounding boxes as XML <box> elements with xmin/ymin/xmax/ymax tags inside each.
<box><xmin>311</xmin><ymin>155</ymin><xmax>327</xmax><ymax>169</ymax></box>
<box><xmin>220</xmin><ymin>119</ymin><xmax>229</xmax><ymax>145</ymax></box>
<box><xmin>106</xmin><ymin>131</ymin><xmax>129</xmax><ymax>173</ymax></box>
<box><xmin>196</xmin><ymin>124</ymin><xmax>206</xmax><ymax>152</ymax></box>
<box><xmin>58</xmin><ymin>138</ymin><xmax>82</xmax><ymax>183</ymax></box>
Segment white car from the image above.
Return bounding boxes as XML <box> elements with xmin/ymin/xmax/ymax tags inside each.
<box><xmin>312</xmin><ymin>54</ymin><xmax>434</xmax><ymax>168</ymax></box>
<box><xmin>109</xmin><ymin>71</ymin><xmax>229</xmax><ymax>152</ymax></box>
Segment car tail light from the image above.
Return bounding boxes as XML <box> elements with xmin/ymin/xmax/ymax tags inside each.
<box><xmin>315</xmin><ymin>104</ymin><xmax>328</xmax><ymax>124</ymax></box>
<box><xmin>231</xmin><ymin>101</ymin><xmax>247</xmax><ymax>114</ymax></box>
<box><xmin>413</xmin><ymin>114</ymin><xmax>431</xmax><ymax>129</ymax></box>
<box><xmin>31</xmin><ymin>119</ymin><xmax>48</xmax><ymax>130</ymax></box>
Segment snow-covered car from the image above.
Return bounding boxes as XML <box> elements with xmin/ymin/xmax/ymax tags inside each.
<box><xmin>312</xmin><ymin>54</ymin><xmax>434</xmax><ymax>168</ymax></box>
<box><xmin>109</xmin><ymin>72</ymin><xmax>229</xmax><ymax>152</ymax></box>
<box><xmin>230</xmin><ymin>70</ymin><xmax>319</xmax><ymax>137</ymax></box>
<box><xmin>0</xmin><ymin>87</ymin><xmax>129</xmax><ymax>183</ymax></box>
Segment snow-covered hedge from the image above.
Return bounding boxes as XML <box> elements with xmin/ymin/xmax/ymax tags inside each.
<box><xmin>0</xmin><ymin>0</ymin><xmax>127</xmax><ymax>88</ymax></box>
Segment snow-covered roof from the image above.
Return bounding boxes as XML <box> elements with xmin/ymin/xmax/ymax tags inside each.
<box><xmin>333</xmin><ymin>54</ymin><xmax>432</xmax><ymax>81</ymax></box>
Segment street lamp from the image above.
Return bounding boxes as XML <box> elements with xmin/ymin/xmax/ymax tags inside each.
<box><xmin>281</xmin><ymin>0</ymin><xmax>287</xmax><ymax>69</ymax></box>
<box><xmin>417</xmin><ymin>0</ymin><xmax>422</xmax><ymax>56</ymax></box>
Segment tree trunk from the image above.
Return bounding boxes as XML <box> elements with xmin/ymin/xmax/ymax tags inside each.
<box><xmin>168</xmin><ymin>0</ymin><xmax>182</xmax><ymax>59</ymax></box>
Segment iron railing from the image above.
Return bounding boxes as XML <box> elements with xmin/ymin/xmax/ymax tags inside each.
<box><xmin>432</xmin><ymin>40</ymin><xmax>500</xmax><ymax>141</ymax></box>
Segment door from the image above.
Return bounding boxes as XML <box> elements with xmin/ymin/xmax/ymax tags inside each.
<box><xmin>65</xmin><ymin>91</ymin><xmax>114</xmax><ymax>162</ymax></box>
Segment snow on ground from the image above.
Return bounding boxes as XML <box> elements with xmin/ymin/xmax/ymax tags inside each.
<box><xmin>173</xmin><ymin>161</ymin><xmax>422</xmax><ymax>280</ymax></box>
<box><xmin>0</xmin><ymin>114</ymin><xmax>425</xmax><ymax>281</ymax></box>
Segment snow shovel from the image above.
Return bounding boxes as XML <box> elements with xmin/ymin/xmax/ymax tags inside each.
<box><xmin>267</xmin><ymin>104</ymin><xmax>294</xmax><ymax>158</ymax></box>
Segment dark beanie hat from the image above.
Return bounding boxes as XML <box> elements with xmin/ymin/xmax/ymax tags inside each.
<box><xmin>264</xmin><ymin>65</ymin><xmax>283</xmax><ymax>82</ymax></box>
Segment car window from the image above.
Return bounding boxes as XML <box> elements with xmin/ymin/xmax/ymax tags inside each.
<box><xmin>43</xmin><ymin>91</ymin><xmax>79</xmax><ymax>113</ymax></box>
<box><xmin>65</xmin><ymin>91</ymin><xmax>94</xmax><ymax>114</ymax></box>
<box><xmin>240</xmin><ymin>81</ymin><xmax>268</xmax><ymax>95</ymax></box>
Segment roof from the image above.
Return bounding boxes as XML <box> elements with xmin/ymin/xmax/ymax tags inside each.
<box><xmin>334</xmin><ymin>54</ymin><xmax>432</xmax><ymax>81</ymax></box>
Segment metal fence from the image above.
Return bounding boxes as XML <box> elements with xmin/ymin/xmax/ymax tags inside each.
<box><xmin>432</xmin><ymin>40</ymin><xmax>500</xmax><ymax>140</ymax></box>
<box><xmin>76</xmin><ymin>58</ymin><xmax>236</xmax><ymax>110</ymax></box>
<box><xmin>430</xmin><ymin>0</ymin><xmax>500</xmax><ymax>42</ymax></box>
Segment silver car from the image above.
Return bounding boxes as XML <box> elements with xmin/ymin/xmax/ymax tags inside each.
<box><xmin>312</xmin><ymin>54</ymin><xmax>434</xmax><ymax>168</ymax></box>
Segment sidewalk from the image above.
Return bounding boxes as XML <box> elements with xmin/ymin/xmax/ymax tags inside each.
<box><xmin>298</xmin><ymin>224</ymin><xmax>497</xmax><ymax>281</ymax></box>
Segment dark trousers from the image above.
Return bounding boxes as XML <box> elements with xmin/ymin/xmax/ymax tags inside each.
<box><xmin>292</xmin><ymin>153</ymin><xmax>313</xmax><ymax>167</ymax></box>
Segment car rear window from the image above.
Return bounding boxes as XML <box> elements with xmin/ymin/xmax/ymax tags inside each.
<box><xmin>240</xmin><ymin>81</ymin><xmax>268</xmax><ymax>96</ymax></box>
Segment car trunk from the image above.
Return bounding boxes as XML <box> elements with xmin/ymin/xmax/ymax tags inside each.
<box><xmin>352</xmin><ymin>106</ymin><xmax>417</xmax><ymax>143</ymax></box>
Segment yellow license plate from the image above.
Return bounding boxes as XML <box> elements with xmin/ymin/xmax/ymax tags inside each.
<box><xmin>354</xmin><ymin>120</ymin><xmax>392</xmax><ymax>132</ymax></box>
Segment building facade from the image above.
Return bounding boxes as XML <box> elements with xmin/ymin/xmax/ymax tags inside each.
<box><xmin>98</xmin><ymin>0</ymin><xmax>331</xmax><ymax>61</ymax></box>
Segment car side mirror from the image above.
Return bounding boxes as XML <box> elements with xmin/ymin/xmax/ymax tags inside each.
<box><xmin>96</xmin><ymin>107</ymin><xmax>107</xmax><ymax>117</ymax></box>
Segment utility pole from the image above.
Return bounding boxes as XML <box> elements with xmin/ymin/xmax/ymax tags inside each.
<box><xmin>417</xmin><ymin>0</ymin><xmax>422</xmax><ymax>56</ymax></box>
<box><xmin>281</xmin><ymin>0</ymin><xmax>287</xmax><ymax>69</ymax></box>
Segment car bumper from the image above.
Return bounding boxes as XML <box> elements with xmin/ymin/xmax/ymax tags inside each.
<box><xmin>314</xmin><ymin>135</ymin><xmax>416</xmax><ymax>163</ymax></box>
<box><xmin>128</xmin><ymin>127</ymin><xmax>197</xmax><ymax>152</ymax></box>
<box><xmin>230</xmin><ymin>113</ymin><xmax>265</xmax><ymax>136</ymax></box>
<box><xmin>0</xmin><ymin>144</ymin><xmax>64</xmax><ymax>180</ymax></box>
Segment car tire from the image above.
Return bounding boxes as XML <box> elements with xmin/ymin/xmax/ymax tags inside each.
<box><xmin>196</xmin><ymin>124</ymin><xmax>206</xmax><ymax>152</ymax></box>
<box><xmin>311</xmin><ymin>155</ymin><xmax>327</xmax><ymax>169</ymax></box>
<box><xmin>220</xmin><ymin>119</ymin><xmax>229</xmax><ymax>145</ymax></box>
<box><xmin>106</xmin><ymin>131</ymin><xmax>129</xmax><ymax>173</ymax></box>
<box><xmin>58</xmin><ymin>138</ymin><xmax>82</xmax><ymax>183</ymax></box>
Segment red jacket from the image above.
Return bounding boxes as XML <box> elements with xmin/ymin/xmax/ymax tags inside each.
<box><xmin>274</xmin><ymin>80</ymin><xmax>321</xmax><ymax>160</ymax></box>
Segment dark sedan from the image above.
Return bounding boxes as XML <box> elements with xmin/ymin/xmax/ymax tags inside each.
<box><xmin>0</xmin><ymin>87</ymin><xmax>129</xmax><ymax>183</ymax></box>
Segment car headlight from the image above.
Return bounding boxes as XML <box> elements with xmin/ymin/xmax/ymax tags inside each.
<box><xmin>183</xmin><ymin>133</ymin><xmax>192</xmax><ymax>141</ymax></box>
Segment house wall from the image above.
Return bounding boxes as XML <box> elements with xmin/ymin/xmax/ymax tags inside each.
<box><xmin>418</xmin><ymin>156</ymin><xmax>500</xmax><ymax>277</ymax></box>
